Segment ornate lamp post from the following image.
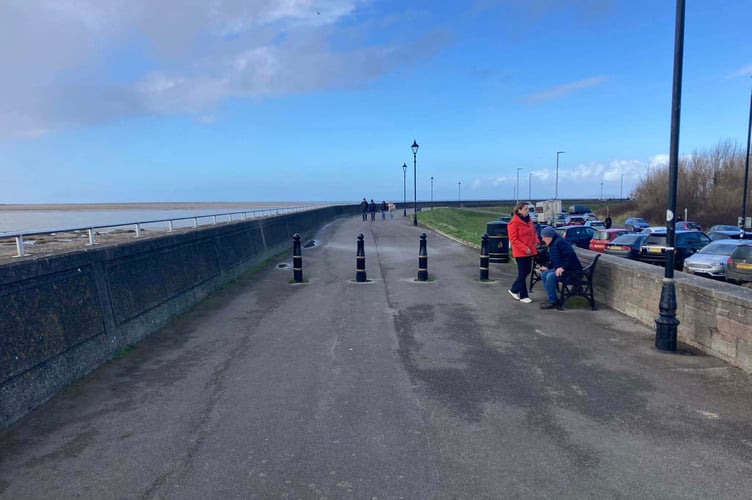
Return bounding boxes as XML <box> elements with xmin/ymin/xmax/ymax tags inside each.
<box><xmin>458</xmin><ymin>181</ymin><xmax>461</xmax><ymax>203</ymax></box>
<box><xmin>430</xmin><ymin>176</ymin><xmax>434</xmax><ymax>209</ymax></box>
<box><xmin>555</xmin><ymin>151</ymin><xmax>565</xmax><ymax>200</ymax></box>
<box><xmin>412</xmin><ymin>140</ymin><xmax>419</xmax><ymax>226</ymax></box>
<box><xmin>655</xmin><ymin>0</ymin><xmax>685</xmax><ymax>352</ymax></box>
<box><xmin>402</xmin><ymin>163</ymin><xmax>407</xmax><ymax>216</ymax></box>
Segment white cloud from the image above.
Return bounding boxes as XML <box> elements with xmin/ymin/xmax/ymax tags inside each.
<box><xmin>520</xmin><ymin>76</ymin><xmax>609</xmax><ymax>105</ymax></box>
<box><xmin>726</xmin><ymin>65</ymin><xmax>752</xmax><ymax>79</ymax></box>
<box><xmin>0</xmin><ymin>0</ymin><xmax>449</xmax><ymax>140</ymax></box>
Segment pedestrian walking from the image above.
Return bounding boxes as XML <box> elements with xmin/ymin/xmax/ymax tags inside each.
<box><xmin>369</xmin><ymin>199</ymin><xmax>376</xmax><ymax>221</ymax></box>
<box><xmin>604</xmin><ymin>215</ymin><xmax>612</xmax><ymax>229</ymax></box>
<box><xmin>507</xmin><ymin>202</ymin><xmax>539</xmax><ymax>304</ymax></box>
<box><xmin>360</xmin><ymin>198</ymin><xmax>368</xmax><ymax>221</ymax></box>
<box><xmin>380</xmin><ymin>200</ymin><xmax>387</xmax><ymax>220</ymax></box>
<box><xmin>388</xmin><ymin>201</ymin><xmax>395</xmax><ymax>219</ymax></box>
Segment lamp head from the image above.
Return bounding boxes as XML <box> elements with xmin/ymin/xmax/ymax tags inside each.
<box><xmin>411</xmin><ymin>140</ymin><xmax>419</xmax><ymax>155</ymax></box>
<box><xmin>402</xmin><ymin>163</ymin><xmax>407</xmax><ymax>172</ymax></box>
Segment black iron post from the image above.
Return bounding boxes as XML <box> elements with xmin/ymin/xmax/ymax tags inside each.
<box><xmin>356</xmin><ymin>233</ymin><xmax>367</xmax><ymax>282</ymax></box>
<box><xmin>292</xmin><ymin>233</ymin><xmax>303</xmax><ymax>283</ymax></box>
<box><xmin>430</xmin><ymin>176</ymin><xmax>434</xmax><ymax>210</ymax></box>
<box><xmin>402</xmin><ymin>163</ymin><xmax>407</xmax><ymax>217</ymax></box>
<box><xmin>417</xmin><ymin>233</ymin><xmax>428</xmax><ymax>281</ymax></box>
<box><xmin>412</xmin><ymin>140</ymin><xmax>419</xmax><ymax>226</ymax></box>
<box><xmin>655</xmin><ymin>0</ymin><xmax>685</xmax><ymax>352</ymax></box>
<box><xmin>742</xmin><ymin>83</ymin><xmax>752</xmax><ymax>230</ymax></box>
<box><xmin>480</xmin><ymin>234</ymin><xmax>489</xmax><ymax>281</ymax></box>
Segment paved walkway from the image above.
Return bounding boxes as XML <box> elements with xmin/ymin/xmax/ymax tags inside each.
<box><xmin>2</xmin><ymin>213</ymin><xmax>752</xmax><ymax>499</ymax></box>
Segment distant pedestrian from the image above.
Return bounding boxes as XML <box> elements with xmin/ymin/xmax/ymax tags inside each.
<box><xmin>380</xmin><ymin>200</ymin><xmax>387</xmax><ymax>220</ymax></box>
<box><xmin>604</xmin><ymin>215</ymin><xmax>612</xmax><ymax>229</ymax></box>
<box><xmin>538</xmin><ymin>226</ymin><xmax>583</xmax><ymax>310</ymax></box>
<box><xmin>360</xmin><ymin>198</ymin><xmax>368</xmax><ymax>221</ymax></box>
<box><xmin>369</xmin><ymin>199</ymin><xmax>376</xmax><ymax>221</ymax></box>
<box><xmin>507</xmin><ymin>202</ymin><xmax>539</xmax><ymax>304</ymax></box>
<box><xmin>388</xmin><ymin>201</ymin><xmax>395</xmax><ymax>219</ymax></box>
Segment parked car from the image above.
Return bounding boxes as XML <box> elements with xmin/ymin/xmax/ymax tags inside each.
<box><xmin>676</xmin><ymin>221</ymin><xmax>703</xmax><ymax>231</ymax></box>
<box><xmin>604</xmin><ymin>233</ymin><xmax>648</xmax><ymax>260</ymax></box>
<box><xmin>583</xmin><ymin>212</ymin><xmax>599</xmax><ymax>221</ymax></box>
<box><xmin>589</xmin><ymin>228</ymin><xmax>630</xmax><ymax>253</ymax></box>
<box><xmin>726</xmin><ymin>243</ymin><xmax>752</xmax><ymax>284</ymax></box>
<box><xmin>568</xmin><ymin>205</ymin><xmax>592</xmax><ymax>215</ymax></box>
<box><xmin>555</xmin><ymin>225</ymin><xmax>596</xmax><ymax>249</ymax></box>
<box><xmin>708</xmin><ymin>224</ymin><xmax>745</xmax><ymax>240</ymax></box>
<box><xmin>565</xmin><ymin>215</ymin><xmax>586</xmax><ymax>226</ymax></box>
<box><xmin>625</xmin><ymin>217</ymin><xmax>650</xmax><ymax>232</ymax></box>
<box><xmin>683</xmin><ymin>239</ymin><xmax>745</xmax><ymax>279</ymax></box>
<box><xmin>553</xmin><ymin>213</ymin><xmax>568</xmax><ymax>227</ymax></box>
<box><xmin>584</xmin><ymin>220</ymin><xmax>606</xmax><ymax>229</ymax></box>
<box><xmin>639</xmin><ymin>230</ymin><xmax>712</xmax><ymax>270</ymax></box>
<box><xmin>640</xmin><ymin>226</ymin><xmax>666</xmax><ymax>234</ymax></box>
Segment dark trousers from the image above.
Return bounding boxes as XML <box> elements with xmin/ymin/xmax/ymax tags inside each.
<box><xmin>511</xmin><ymin>256</ymin><xmax>533</xmax><ymax>299</ymax></box>
<box><xmin>362</xmin><ymin>211</ymin><xmax>368</xmax><ymax>221</ymax></box>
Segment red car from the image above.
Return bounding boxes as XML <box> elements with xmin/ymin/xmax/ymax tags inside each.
<box><xmin>589</xmin><ymin>228</ymin><xmax>630</xmax><ymax>253</ymax></box>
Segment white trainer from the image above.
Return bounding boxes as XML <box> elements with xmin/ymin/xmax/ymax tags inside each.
<box><xmin>508</xmin><ymin>290</ymin><xmax>520</xmax><ymax>301</ymax></box>
<box><xmin>520</xmin><ymin>297</ymin><xmax>533</xmax><ymax>304</ymax></box>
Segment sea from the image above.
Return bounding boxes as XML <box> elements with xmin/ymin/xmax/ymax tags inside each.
<box><xmin>0</xmin><ymin>203</ymin><xmax>326</xmax><ymax>234</ymax></box>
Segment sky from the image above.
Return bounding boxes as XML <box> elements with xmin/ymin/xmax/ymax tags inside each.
<box><xmin>0</xmin><ymin>0</ymin><xmax>751</xmax><ymax>205</ymax></box>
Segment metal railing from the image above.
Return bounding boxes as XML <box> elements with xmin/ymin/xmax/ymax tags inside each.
<box><xmin>0</xmin><ymin>205</ymin><xmax>325</xmax><ymax>258</ymax></box>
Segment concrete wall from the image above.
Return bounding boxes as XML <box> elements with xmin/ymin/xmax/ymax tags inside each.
<box><xmin>0</xmin><ymin>205</ymin><xmax>358</xmax><ymax>429</ymax></box>
<box><xmin>582</xmin><ymin>249</ymin><xmax>752</xmax><ymax>371</ymax></box>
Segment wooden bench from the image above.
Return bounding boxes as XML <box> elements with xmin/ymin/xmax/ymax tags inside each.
<box><xmin>530</xmin><ymin>251</ymin><xmax>600</xmax><ymax>310</ymax></box>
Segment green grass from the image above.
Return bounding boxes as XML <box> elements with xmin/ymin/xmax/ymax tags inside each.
<box><xmin>418</xmin><ymin>207</ymin><xmax>512</xmax><ymax>247</ymax></box>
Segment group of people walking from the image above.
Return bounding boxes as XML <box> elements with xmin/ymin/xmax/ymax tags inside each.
<box><xmin>360</xmin><ymin>198</ymin><xmax>396</xmax><ymax>221</ymax></box>
<box><xmin>507</xmin><ymin>201</ymin><xmax>582</xmax><ymax>309</ymax></box>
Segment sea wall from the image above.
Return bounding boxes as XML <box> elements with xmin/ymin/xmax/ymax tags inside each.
<box><xmin>582</xmin><ymin>250</ymin><xmax>752</xmax><ymax>371</ymax></box>
<box><xmin>0</xmin><ymin>205</ymin><xmax>358</xmax><ymax>429</ymax></box>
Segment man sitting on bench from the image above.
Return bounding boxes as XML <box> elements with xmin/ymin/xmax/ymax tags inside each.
<box><xmin>538</xmin><ymin>226</ymin><xmax>582</xmax><ymax>310</ymax></box>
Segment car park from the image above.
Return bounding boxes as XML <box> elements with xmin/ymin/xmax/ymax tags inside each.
<box><xmin>604</xmin><ymin>233</ymin><xmax>648</xmax><ymax>260</ymax></box>
<box><xmin>683</xmin><ymin>239</ymin><xmax>745</xmax><ymax>279</ymax></box>
<box><xmin>639</xmin><ymin>230</ymin><xmax>712</xmax><ymax>270</ymax></box>
<box><xmin>589</xmin><ymin>228</ymin><xmax>630</xmax><ymax>253</ymax></box>
<box><xmin>555</xmin><ymin>225</ymin><xmax>596</xmax><ymax>249</ymax></box>
<box><xmin>726</xmin><ymin>243</ymin><xmax>752</xmax><ymax>284</ymax></box>
<box><xmin>624</xmin><ymin>217</ymin><xmax>650</xmax><ymax>232</ymax></box>
<box><xmin>565</xmin><ymin>215</ymin><xmax>586</xmax><ymax>226</ymax></box>
<box><xmin>708</xmin><ymin>224</ymin><xmax>745</xmax><ymax>240</ymax></box>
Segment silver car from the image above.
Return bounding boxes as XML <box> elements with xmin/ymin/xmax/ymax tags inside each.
<box><xmin>683</xmin><ymin>239</ymin><xmax>746</xmax><ymax>278</ymax></box>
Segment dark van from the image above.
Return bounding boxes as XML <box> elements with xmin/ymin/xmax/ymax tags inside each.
<box><xmin>568</xmin><ymin>205</ymin><xmax>592</xmax><ymax>215</ymax></box>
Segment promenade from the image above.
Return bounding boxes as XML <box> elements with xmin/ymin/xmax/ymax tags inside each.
<box><xmin>1</xmin><ymin>213</ymin><xmax>752</xmax><ymax>499</ymax></box>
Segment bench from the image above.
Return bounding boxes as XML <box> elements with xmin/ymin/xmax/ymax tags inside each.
<box><xmin>530</xmin><ymin>251</ymin><xmax>600</xmax><ymax>310</ymax></box>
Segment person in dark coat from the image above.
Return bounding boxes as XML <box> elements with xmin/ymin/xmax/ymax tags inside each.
<box><xmin>380</xmin><ymin>200</ymin><xmax>387</xmax><ymax>220</ymax></box>
<box><xmin>369</xmin><ymin>199</ymin><xmax>376</xmax><ymax>221</ymax></box>
<box><xmin>604</xmin><ymin>215</ymin><xmax>612</xmax><ymax>229</ymax></box>
<box><xmin>538</xmin><ymin>226</ymin><xmax>582</xmax><ymax>309</ymax></box>
<box><xmin>360</xmin><ymin>198</ymin><xmax>369</xmax><ymax>221</ymax></box>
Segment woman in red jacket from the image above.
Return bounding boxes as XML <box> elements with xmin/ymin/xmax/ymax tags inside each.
<box><xmin>507</xmin><ymin>202</ymin><xmax>539</xmax><ymax>303</ymax></box>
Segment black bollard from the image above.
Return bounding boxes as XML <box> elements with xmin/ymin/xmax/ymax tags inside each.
<box><xmin>480</xmin><ymin>233</ymin><xmax>489</xmax><ymax>281</ymax></box>
<box><xmin>417</xmin><ymin>233</ymin><xmax>428</xmax><ymax>281</ymax></box>
<box><xmin>356</xmin><ymin>234</ymin><xmax>367</xmax><ymax>282</ymax></box>
<box><xmin>292</xmin><ymin>233</ymin><xmax>303</xmax><ymax>283</ymax></box>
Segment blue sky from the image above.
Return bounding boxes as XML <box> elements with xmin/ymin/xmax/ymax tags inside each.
<box><xmin>0</xmin><ymin>0</ymin><xmax>750</xmax><ymax>204</ymax></box>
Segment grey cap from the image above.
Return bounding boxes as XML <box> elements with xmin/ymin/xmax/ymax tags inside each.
<box><xmin>541</xmin><ymin>226</ymin><xmax>557</xmax><ymax>238</ymax></box>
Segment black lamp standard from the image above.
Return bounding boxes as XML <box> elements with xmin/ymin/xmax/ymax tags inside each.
<box><xmin>741</xmin><ymin>80</ymin><xmax>752</xmax><ymax>230</ymax></box>
<box><xmin>655</xmin><ymin>0</ymin><xmax>685</xmax><ymax>352</ymax></box>
<box><xmin>430</xmin><ymin>176</ymin><xmax>434</xmax><ymax>209</ymax></box>
<box><xmin>402</xmin><ymin>163</ymin><xmax>407</xmax><ymax>216</ymax></box>
<box><xmin>458</xmin><ymin>181</ymin><xmax>461</xmax><ymax>203</ymax></box>
<box><xmin>412</xmin><ymin>140</ymin><xmax>419</xmax><ymax>226</ymax></box>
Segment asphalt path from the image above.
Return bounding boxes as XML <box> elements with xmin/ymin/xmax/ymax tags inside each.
<box><xmin>2</xmin><ymin>213</ymin><xmax>752</xmax><ymax>499</ymax></box>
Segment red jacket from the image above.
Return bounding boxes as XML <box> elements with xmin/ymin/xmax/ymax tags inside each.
<box><xmin>508</xmin><ymin>214</ymin><xmax>539</xmax><ymax>258</ymax></box>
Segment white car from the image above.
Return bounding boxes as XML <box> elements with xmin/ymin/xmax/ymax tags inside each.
<box><xmin>683</xmin><ymin>239</ymin><xmax>746</xmax><ymax>278</ymax></box>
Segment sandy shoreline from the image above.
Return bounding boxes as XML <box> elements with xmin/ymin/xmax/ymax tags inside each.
<box><xmin>0</xmin><ymin>202</ymin><xmax>313</xmax><ymax>211</ymax></box>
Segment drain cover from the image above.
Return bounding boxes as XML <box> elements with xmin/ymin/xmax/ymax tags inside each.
<box><xmin>277</xmin><ymin>263</ymin><xmax>290</xmax><ymax>269</ymax></box>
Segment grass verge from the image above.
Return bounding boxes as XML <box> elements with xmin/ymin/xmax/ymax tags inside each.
<box><xmin>418</xmin><ymin>207</ymin><xmax>512</xmax><ymax>247</ymax></box>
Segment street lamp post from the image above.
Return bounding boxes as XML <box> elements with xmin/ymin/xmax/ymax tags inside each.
<box><xmin>742</xmin><ymin>80</ymin><xmax>752</xmax><ymax>230</ymax></box>
<box><xmin>402</xmin><ymin>163</ymin><xmax>407</xmax><ymax>216</ymax></box>
<box><xmin>516</xmin><ymin>168</ymin><xmax>523</xmax><ymax>206</ymax></box>
<box><xmin>528</xmin><ymin>172</ymin><xmax>533</xmax><ymax>201</ymax></box>
<box><xmin>600</xmin><ymin>181</ymin><xmax>604</xmax><ymax>201</ymax></box>
<box><xmin>458</xmin><ymin>181</ymin><xmax>461</xmax><ymax>204</ymax></box>
<box><xmin>655</xmin><ymin>0</ymin><xmax>685</xmax><ymax>352</ymax></box>
<box><xmin>555</xmin><ymin>151</ymin><xmax>565</xmax><ymax>199</ymax></box>
<box><xmin>620</xmin><ymin>173</ymin><xmax>624</xmax><ymax>200</ymax></box>
<box><xmin>430</xmin><ymin>176</ymin><xmax>434</xmax><ymax>209</ymax></box>
<box><xmin>412</xmin><ymin>140</ymin><xmax>419</xmax><ymax>226</ymax></box>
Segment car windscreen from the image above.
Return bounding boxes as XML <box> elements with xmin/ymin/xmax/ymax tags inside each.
<box><xmin>644</xmin><ymin>234</ymin><xmax>667</xmax><ymax>245</ymax></box>
<box><xmin>732</xmin><ymin>246</ymin><xmax>752</xmax><ymax>259</ymax></box>
<box><xmin>698</xmin><ymin>242</ymin><xmax>740</xmax><ymax>255</ymax></box>
<box><xmin>610</xmin><ymin>234</ymin><xmax>643</xmax><ymax>245</ymax></box>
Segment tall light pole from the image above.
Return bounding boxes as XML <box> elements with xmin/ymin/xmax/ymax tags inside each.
<box><xmin>555</xmin><ymin>151</ymin><xmax>565</xmax><ymax>200</ymax></box>
<box><xmin>458</xmin><ymin>181</ymin><xmax>461</xmax><ymax>204</ymax></box>
<box><xmin>430</xmin><ymin>176</ymin><xmax>434</xmax><ymax>210</ymax></box>
<box><xmin>600</xmin><ymin>181</ymin><xmax>604</xmax><ymax>201</ymax></box>
<box><xmin>742</xmin><ymin>78</ymin><xmax>752</xmax><ymax>230</ymax></box>
<box><xmin>655</xmin><ymin>0</ymin><xmax>685</xmax><ymax>353</ymax></box>
<box><xmin>620</xmin><ymin>173</ymin><xmax>624</xmax><ymax>200</ymax></box>
<box><xmin>516</xmin><ymin>167</ymin><xmax>523</xmax><ymax>206</ymax></box>
<box><xmin>528</xmin><ymin>172</ymin><xmax>533</xmax><ymax>201</ymax></box>
<box><xmin>402</xmin><ymin>163</ymin><xmax>407</xmax><ymax>216</ymax></box>
<box><xmin>412</xmin><ymin>140</ymin><xmax>419</xmax><ymax>226</ymax></box>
